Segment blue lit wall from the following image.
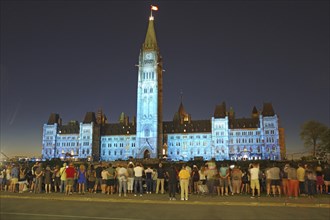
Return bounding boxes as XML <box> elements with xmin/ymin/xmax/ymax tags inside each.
<box><xmin>261</xmin><ymin>115</ymin><xmax>281</xmax><ymax>160</ymax></box>
<box><xmin>42</xmin><ymin>122</ymin><xmax>94</xmax><ymax>160</ymax></box>
<box><xmin>212</xmin><ymin>117</ymin><xmax>230</xmax><ymax>160</ymax></box>
<box><xmin>100</xmin><ymin>135</ymin><xmax>136</xmax><ymax>161</ymax></box>
<box><xmin>166</xmin><ymin>115</ymin><xmax>281</xmax><ymax>161</ymax></box>
<box><xmin>55</xmin><ymin>134</ymin><xmax>80</xmax><ymax>159</ymax></box>
<box><xmin>42</xmin><ymin>124</ymin><xmax>58</xmax><ymax>159</ymax></box>
<box><xmin>78</xmin><ymin>123</ymin><xmax>94</xmax><ymax>159</ymax></box>
<box><xmin>42</xmin><ymin>114</ymin><xmax>281</xmax><ymax>161</ymax></box>
<box><xmin>136</xmin><ymin>51</ymin><xmax>159</xmax><ymax>158</ymax></box>
<box><xmin>167</xmin><ymin>133</ymin><xmax>212</xmax><ymax>161</ymax></box>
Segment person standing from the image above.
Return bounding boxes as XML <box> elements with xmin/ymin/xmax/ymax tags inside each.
<box><xmin>94</xmin><ymin>162</ymin><xmax>103</xmax><ymax>193</ymax></box>
<box><xmin>145</xmin><ymin>166</ymin><xmax>154</xmax><ymax>194</ymax></box>
<box><xmin>296</xmin><ymin>163</ymin><xmax>306</xmax><ymax>196</ymax></box>
<box><xmin>87</xmin><ymin>165</ymin><xmax>96</xmax><ymax>193</ymax></box>
<box><xmin>231</xmin><ymin>165</ymin><xmax>242</xmax><ymax>195</ymax></box>
<box><xmin>152</xmin><ymin>168</ymin><xmax>158</xmax><ymax>193</ymax></box>
<box><xmin>127</xmin><ymin>163</ymin><xmax>135</xmax><ymax>194</ymax></box>
<box><xmin>65</xmin><ymin>163</ymin><xmax>76</xmax><ymax>195</ymax></box>
<box><xmin>323</xmin><ymin>164</ymin><xmax>330</xmax><ymax>194</ymax></box>
<box><xmin>179</xmin><ymin>164</ymin><xmax>190</xmax><ymax>201</ymax></box>
<box><xmin>281</xmin><ymin>164</ymin><xmax>289</xmax><ymax>196</ymax></box>
<box><xmin>305</xmin><ymin>164</ymin><xmax>316</xmax><ymax>198</ymax></box>
<box><xmin>286</xmin><ymin>163</ymin><xmax>299</xmax><ymax>198</ymax></box>
<box><xmin>191</xmin><ymin>165</ymin><xmax>200</xmax><ymax>194</ymax></box>
<box><xmin>106</xmin><ymin>163</ymin><xmax>116</xmax><ymax>195</ymax></box>
<box><xmin>269</xmin><ymin>163</ymin><xmax>281</xmax><ymax>197</ymax></box>
<box><xmin>156</xmin><ymin>163</ymin><xmax>166</xmax><ymax>194</ymax></box>
<box><xmin>117</xmin><ymin>164</ymin><xmax>128</xmax><ymax>197</ymax></box>
<box><xmin>5</xmin><ymin>165</ymin><xmax>12</xmax><ymax>192</ymax></box>
<box><xmin>205</xmin><ymin>160</ymin><xmax>217</xmax><ymax>194</ymax></box>
<box><xmin>315</xmin><ymin>166</ymin><xmax>324</xmax><ymax>194</ymax></box>
<box><xmin>166</xmin><ymin>164</ymin><xmax>178</xmax><ymax>200</ymax></box>
<box><xmin>34</xmin><ymin>163</ymin><xmax>44</xmax><ymax>194</ymax></box>
<box><xmin>101</xmin><ymin>165</ymin><xmax>109</xmax><ymax>194</ymax></box>
<box><xmin>77</xmin><ymin>164</ymin><xmax>87</xmax><ymax>194</ymax></box>
<box><xmin>219</xmin><ymin>163</ymin><xmax>229</xmax><ymax>196</ymax></box>
<box><xmin>10</xmin><ymin>164</ymin><xmax>19</xmax><ymax>193</ymax></box>
<box><xmin>0</xmin><ymin>167</ymin><xmax>5</xmax><ymax>191</ymax></box>
<box><xmin>44</xmin><ymin>165</ymin><xmax>52</xmax><ymax>193</ymax></box>
<box><xmin>249</xmin><ymin>163</ymin><xmax>260</xmax><ymax>198</ymax></box>
<box><xmin>53</xmin><ymin>165</ymin><xmax>61</xmax><ymax>193</ymax></box>
<box><xmin>59</xmin><ymin>163</ymin><xmax>67</xmax><ymax>193</ymax></box>
<box><xmin>134</xmin><ymin>162</ymin><xmax>144</xmax><ymax>196</ymax></box>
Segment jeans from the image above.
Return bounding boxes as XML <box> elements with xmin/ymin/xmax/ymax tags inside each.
<box><xmin>153</xmin><ymin>180</ymin><xmax>157</xmax><ymax>192</ymax></box>
<box><xmin>306</xmin><ymin>179</ymin><xmax>316</xmax><ymax>196</ymax></box>
<box><xmin>134</xmin><ymin>177</ymin><xmax>143</xmax><ymax>194</ymax></box>
<box><xmin>118</xmin><ymin>177</ymin><xmax>127</xmax><ymax>195</ymax></box>
<box><xmin>299</xmin><ymin>181</ymin><xmax>305</xmax><ymax>194</ymax></box>
<box><xmin>146</xmin><ymin>178</ymin><xmax>153</xmax><ymax>192</ymax></box>
<box><xmin>60</xmin><ymin>180</ymin><xmax>66</xmax><ymax>193</ymax></box>
<box><xmin>168</xmin><ymin>182</ymin><xmax>177</xmax><ymax>198</ymax></box>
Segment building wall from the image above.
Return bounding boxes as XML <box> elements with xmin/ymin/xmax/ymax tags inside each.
<box><xmin>100</xmin><ymin>135</ymin><xmax>136</xmax><ymax>161</ymax></box>
<box><xmin>167</xmin><ymin>133</ymin><xmax>212</xmax><ymax>161</ymax></box>
<box><xmin>42</xmin><ymin>124</ymin><xmax>58</xmax><ymax>160</ymax></box>
<box><xmin>212</xmin><ymin>117</ymin><xmax>230</xmax><ymax>160</ymax></box>
<box><xmin>79</xmin><ymin>123</ymin><xmax>94</xmax><ymax>159</ymax></box>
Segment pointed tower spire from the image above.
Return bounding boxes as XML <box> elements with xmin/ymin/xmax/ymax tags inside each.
<box><xmin>143</xmin><ymin>8</ymin><xmax>158</xmax><ymax>50</ymax></box>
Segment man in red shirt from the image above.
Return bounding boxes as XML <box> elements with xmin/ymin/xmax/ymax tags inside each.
<box><xmin>65</xmin><ymin>163</ymin><xmax>76</xmax><ymax>195</ymax></box>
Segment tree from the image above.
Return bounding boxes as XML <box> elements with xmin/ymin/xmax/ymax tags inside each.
<box><xmin>318</xmin><ymin>128</ymin><xmax>330</xmax><ymax>156</ymax></box>
<box><xmin>300</xmin><ymin>121</ymin><xmax>328</xmax><ymax>157</ymax></box>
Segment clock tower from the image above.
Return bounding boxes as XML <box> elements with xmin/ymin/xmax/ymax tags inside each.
<box><xmin>136</xmin><ymin>14</ymin><xmax>163</xmax><ymax>159</ymax></box>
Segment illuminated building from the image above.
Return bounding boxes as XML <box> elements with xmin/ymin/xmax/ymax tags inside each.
<box><xmin>42</xmin><ymin>11</ymin><xmax>283</xmax><ymax>161</ymax></box>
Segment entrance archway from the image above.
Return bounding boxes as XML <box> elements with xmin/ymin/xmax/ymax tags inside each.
<box><xmin>143</xmin><ymin>149</ymin><xmax>150</xmax><ymax>159</ymax></box>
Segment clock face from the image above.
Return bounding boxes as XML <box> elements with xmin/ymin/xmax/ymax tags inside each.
<box><xmin>145</xmin><ymin>52</ymin><xmax>153</xmax><ymax>59</ymax></box>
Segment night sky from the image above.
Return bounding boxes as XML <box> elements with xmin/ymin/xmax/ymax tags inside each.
<box><xmin>1</xmin><ymin>1</ymin><xmax>329</xmax><ymax>158</ymax></box>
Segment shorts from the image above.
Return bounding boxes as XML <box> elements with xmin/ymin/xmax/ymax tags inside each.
<box><xmin>107</xmin><ymin>179</ymin><xmax>115</xmax><ymax>186</ymax></box>
<box><xmin>11</xmin><ymin>178</ymin><xmax>18</xmax><ymax>184</ymax></box>
<box><xmin>95</xmin><ymin>178</ymin><xmax>102</xmax><ymax>186</ymax></box>
<box><xmin>250</xmin><ymin>179</ymin><xmax>260</xmax><ymax>190</ymax></box>
<box><xmin>66</xmin><ymin>178</ymin><xmax>74</xmax><ymax>186</ymax></box>
<box><xmin>213</xmin><ymin>179</ymin><xmax>220</xmax><ymax>187</ymax></box>
<box><xmin>271</xmin><ymin>179</ymin><xmax>281</xmax><ymax>186</ymax></box>
<box><xmin>219</xmin><ymin>178</ymin><xmax>228</xmax><ymax>187</ymax></box>
<box><xmin>102</xmin><ymin>179</ymin><xmax>107</xmax><ymax>185</ymax></box>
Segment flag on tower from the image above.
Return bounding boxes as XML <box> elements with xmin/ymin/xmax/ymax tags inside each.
<box><xmin>151</xmin><ymin>5</ymin><xmax>158</xmax><ymax>11</ymax></box>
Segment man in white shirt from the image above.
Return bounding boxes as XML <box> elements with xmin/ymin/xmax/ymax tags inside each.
<box><xmin>249</xmin><ymin>163</ymin><xmax>260</xmax><ymax>198</ymax></box>
<box><xmin>133</xmin><ymin>163</ymin><xmax>144</xmax><ymax>196</ymax></box>
<box><xmin>117</xmin><ymin>164</ymin><xmax>128</xmax><ymax>197</ymax></box>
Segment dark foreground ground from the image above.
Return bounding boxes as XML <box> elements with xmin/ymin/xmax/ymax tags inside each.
<box><xmin>1</xmin><ymin>192</ymin><xmax>329</xmax><ymax>220</ymax></box>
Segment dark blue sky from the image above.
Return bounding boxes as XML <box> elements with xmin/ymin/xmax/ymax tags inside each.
<box><xmin>1</xmin><ymin>1</ymin><xmax>329</xmax><ymax>158</ymax></box>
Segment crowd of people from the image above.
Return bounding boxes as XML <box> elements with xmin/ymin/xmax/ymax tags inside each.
<box><xmin>0</xmin><ymin>160</ymin><xmax>329</xmax><ymax>201</ymax></box>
